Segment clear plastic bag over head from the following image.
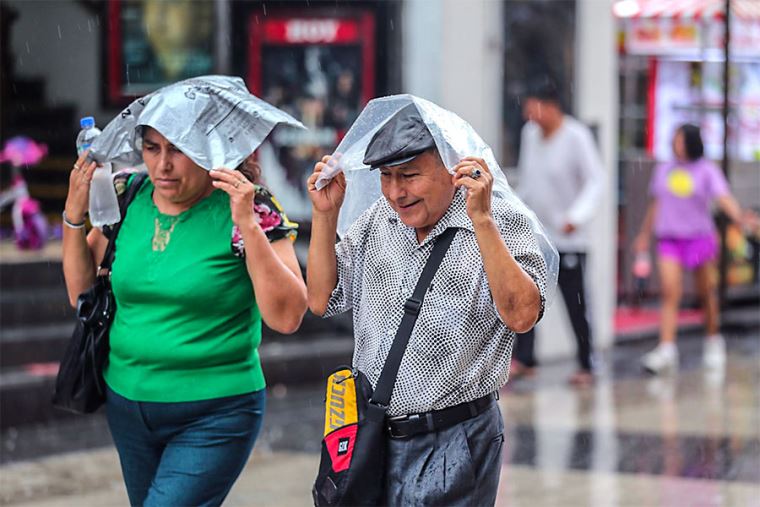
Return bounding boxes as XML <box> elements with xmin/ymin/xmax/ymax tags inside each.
<box><xmin>315</xmin><ymin>94</ymin><xmax>559</xmax><ymax>304</ymax></box>
<box><xmin>89</xmin><ymin>75</ymin><xmax>305</xmax><ymax>171</ymax></box>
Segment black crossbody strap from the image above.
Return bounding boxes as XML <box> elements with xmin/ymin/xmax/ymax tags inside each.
<box><xmin>371</xmin><ymin>227</ymin><xmax>458</xmax><ymax>407</ymax></box>
<box><xmin>99</xmin><ymin>172</ymin><xmax>148</xmax><ymax>271</ymax></box>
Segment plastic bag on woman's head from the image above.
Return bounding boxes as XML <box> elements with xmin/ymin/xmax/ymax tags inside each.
<box><xmin>89</xmin><ymin>75</ymin><xmax>305</xmax><ymax>171</ymax></box>
<box><xmin>315</xmin><ymin>94</ymin><xmax>559</xmax><ymax>304</ymax></box>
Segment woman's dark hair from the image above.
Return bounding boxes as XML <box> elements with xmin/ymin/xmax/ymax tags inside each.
<box><xmin>237</xmin><ymin>155</ymin><xmax>261</xmax><ymax>184</ymax></box>
<box><xmin>678</xmin><ymin>124</ymin><xmax>704</xmax><ymax>161</ymax></box>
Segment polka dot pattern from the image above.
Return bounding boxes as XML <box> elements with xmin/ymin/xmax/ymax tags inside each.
<box><xmin>324</xmin><ymin>189</ymin><xmax>547</xmax><ymax>416</ymax></box>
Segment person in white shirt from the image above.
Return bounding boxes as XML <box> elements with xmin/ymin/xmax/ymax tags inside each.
<box><xmin>513</xmin><ymin>81</ymin><xmax>604</xmax><ymax>386</ymax></box>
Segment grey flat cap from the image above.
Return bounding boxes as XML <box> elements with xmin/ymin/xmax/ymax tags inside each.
<box><xmin>363</xmin><ymin>104</ymin><xmax>436</xmax><ymax>169</ymax></box>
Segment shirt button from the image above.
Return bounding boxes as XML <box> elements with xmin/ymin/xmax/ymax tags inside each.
<box><xmin>387</xmin><ymin>329</ymin><xmax>394</xmax><ymax>337</ymax></box>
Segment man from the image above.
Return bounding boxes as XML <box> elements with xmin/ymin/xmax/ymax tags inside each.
<box><xmin>307</xmin><ymin>103</ymin><xmax>548</xmax><ymax>505</ymax></box>
<box><xmin>513</xmin><ymin>82</ymin><xmax>604</xmax><ymax>386</ymax></box>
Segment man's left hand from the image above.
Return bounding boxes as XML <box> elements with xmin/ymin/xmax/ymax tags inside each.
<box><xmin>453</xmin><ymin>157</ymin><xmax>493</xmax><ymax>225</ymax></box>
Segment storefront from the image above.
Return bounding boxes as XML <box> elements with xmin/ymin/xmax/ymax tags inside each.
<box><xmin>616</xmin><ymin>0</ymin><xmax>760</xmax><ymax>161</ymax></box>
<box><xmin>615</xmin><ymin>0</ymin><xmax>760</xmax><ymax>298</ymax></box>
<box><xmin>0</xmin><ymin>0</ymin><xmax>399</xmax><ymax>228</ymax></box>
<box><xmin>247</xmin><ymin>10</ymin><xmax>377</xmax><ymax>220</ymax></box>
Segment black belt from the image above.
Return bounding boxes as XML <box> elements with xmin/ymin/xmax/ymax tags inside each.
<box><xmin>386</xmin><ymin>392</ymin><xmax>497</xmax><ymax>439</ymax></box>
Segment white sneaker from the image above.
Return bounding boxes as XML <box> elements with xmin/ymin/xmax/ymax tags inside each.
<box><xmin>703</xmin><ymin>335</ymin><xmax>726</xmax><ymax>369</ymax></box>
<box><xmin>641</xmin><ymin>345</ymin><xmax>679</xmax><ymax>374</ymax></box>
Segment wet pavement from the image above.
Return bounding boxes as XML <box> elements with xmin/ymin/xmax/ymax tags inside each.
<box><xmin>1</xmin><ymin>330</ymin><xmax>759</xmax><ymax>506</ymax></box>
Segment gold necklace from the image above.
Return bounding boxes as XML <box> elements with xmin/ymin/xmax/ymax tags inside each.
<box><xmin>152</xmin><ymin>215</ymin><xmax>180</xmax><ymax>252</ymax></box>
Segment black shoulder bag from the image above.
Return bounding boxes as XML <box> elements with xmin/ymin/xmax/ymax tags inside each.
<box><xmin>313</xmin><ymin>227</ymin><xmax>458</xmax><ymax>506</ymax></box>
<box><xmin>52</xmin><ymin>172</ymin><xmax>147</xmax><ymax>414</ymax></box>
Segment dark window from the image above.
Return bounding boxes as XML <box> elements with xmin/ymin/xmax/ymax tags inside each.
<box><xmin>502</xmin><ymin>0</ymin><xmax>576</xmax><ymax>167</ymax></box>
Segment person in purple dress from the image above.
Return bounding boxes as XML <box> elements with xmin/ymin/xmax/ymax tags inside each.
<box><xmin>634</xmin><ymin>124</ymin><xmax>743</xmax><ymax>374</ymax></box>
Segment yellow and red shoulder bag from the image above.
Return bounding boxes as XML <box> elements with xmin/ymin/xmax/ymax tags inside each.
<box><xmin>312</xmin><ymin>228</ymin><xmax>457</xmax><ymax>506</ymax></box>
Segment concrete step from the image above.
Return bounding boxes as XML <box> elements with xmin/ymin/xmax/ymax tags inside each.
<box><xmin>0</xmin><ymin>287</ymin><xmax>74</xmax><ymax>328</ymax></box>
<box><xmin>0</xmin><ymin>260</ymin><xmax>67</xmax><ymax>290</ymax></box>
<box><xmin>0</xmin><ymin>308</ymin><xmax>351</xmax><ymax>368</ymax></box>
<box><xmin>726</xmin><ymin>284</ymin><xmax>760</xmax><ymax>307</ymax></box>
<box><xmin>5</xmin><ymin>77</ymin><xmax>46</xmax><ymax>103</ymax></box>
<box><xmin>0</xmin><ymin>322</ymin><xmax>74</xmax><ymax>367</ymax></box>
<box><xmin>0</xmin><ymin>332</ymin><xmax>354</xmax><ymax>430</ymax></box>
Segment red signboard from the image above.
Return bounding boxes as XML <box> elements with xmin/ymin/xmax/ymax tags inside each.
<box><xmin>263</xmin><ymin>18</ymin><xmax>361</xmax><ymax>44</ymax></box>
<box><xmin>247</xmin><ymin>10</ymin><xmax>376</xmax><ymax>220</ymax></box>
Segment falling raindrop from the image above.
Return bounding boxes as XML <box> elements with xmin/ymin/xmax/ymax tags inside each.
<box><xmin>262</xmin><ymin>3</ymin><xmax>267</xmax><ymax>16</ymax></box>
<box><xmin>390</xmin><ymin>19</ymin><xmax>394</xmax><ymax>31</ymax></box>
<box><xmin>25</xmin><ymin>41</ymin><xmax>30</xmax><ymax>54</ymax></box>
<box><xmin>57</xmin><ymin>24</ymin><xmax>62</xmax><ymax>39</ymax></box>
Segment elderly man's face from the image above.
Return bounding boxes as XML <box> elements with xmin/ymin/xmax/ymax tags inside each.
<box><xmin>379</xmin><ymin>149</ymin><xmax>456</xmax><ymax>238</ymax></box>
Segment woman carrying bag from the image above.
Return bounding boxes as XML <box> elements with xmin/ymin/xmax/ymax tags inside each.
<box><xmin>61</xmin><ymin>76</ymin><xmax>308</xmax><ymax>506</ymax></box>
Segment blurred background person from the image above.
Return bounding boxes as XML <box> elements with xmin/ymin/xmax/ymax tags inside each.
<box><xmin>512</xmin><ymin>80</ymin><xmax>604</xmax><ymax>387</ymax></box>
<box><xmin>635</xmin><ymin>123</ymin><xmax>743</xmax><ymax>375</ymax></box>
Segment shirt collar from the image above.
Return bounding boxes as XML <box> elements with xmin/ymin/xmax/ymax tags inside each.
<box><xmin>385</xmin><ymin>187</ymin><xmax>473</xmax><ymax>249</ymax></box>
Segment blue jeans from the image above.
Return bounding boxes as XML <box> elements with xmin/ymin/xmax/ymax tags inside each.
<box><xmin>106</xmin><ymin>387</ymin><xmax>266</xmax><ymax>507</ymax></box>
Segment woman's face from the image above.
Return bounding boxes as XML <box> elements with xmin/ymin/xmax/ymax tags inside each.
<box><xmin>141</xmin><ymin>127</ymin><xmax>211</xmax><ymax>205</ymax></box>
<box><xmin>673</xmin><ymin>130</ymin><xmax>687</xmax><ymax>161</ymax></box>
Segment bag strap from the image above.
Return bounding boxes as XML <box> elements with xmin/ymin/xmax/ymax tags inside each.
<box><xmin>371</xmin><ymin>227</ymin><xmax>458</xmax><ymax>407</ymax></box>
<box><xmin>99</xmin><ymin>172</ymin><xmax>148</xmax><ymax>272</ymax></box>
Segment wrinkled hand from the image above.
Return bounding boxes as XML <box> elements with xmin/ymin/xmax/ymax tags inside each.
<box><xmin>452</xmin><ymin>157</ymin><xmax>493</xmax><ymax>225</ymax></box>
<box><xmin>307</xmin><ymin>155</ymin><xmax>346</xmax><ymax>215</ymax></box>
<box><xmin>64</xmin><ymin>150</ymin><xmax>98</xmax><ymax>223</ymax></box>
<box><xmin>210</xmin><ymin>168</ymin><xmax>257</xmax><ymax>230</ymax></box>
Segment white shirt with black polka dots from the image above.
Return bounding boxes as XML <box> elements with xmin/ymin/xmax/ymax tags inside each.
<box><xmin>324</xmin><ymin>188</ymin><xmax>548</xmax><ymax>416</ymax></box>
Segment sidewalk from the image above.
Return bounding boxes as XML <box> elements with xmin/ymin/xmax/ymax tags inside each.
<box><xmin>2</xmin><ymin>323</ymin><xmax>759</xmax><ymax>506</ymax></box>
<box><xmin>0</xmin><ymin>448</ymin><xmax>317</xmax><ymax>507</ymax></box>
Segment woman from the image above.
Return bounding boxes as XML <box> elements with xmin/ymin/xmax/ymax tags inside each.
<box><xmin>635</xmin><ymin>124</ymin><xmax>742</xmax><ymax>375</ymax></box>
<box><xmin>62</xmin><ymin>126</ymin><xmax>308</xmax><ymax>506</ymax></box>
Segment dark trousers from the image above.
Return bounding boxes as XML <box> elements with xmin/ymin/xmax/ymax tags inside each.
<box><xmin>514</xmin><ymin>252</ymin><xmax>593</xmax><ymax>372</ymax></box>
<box><xmin>106</xmin><ymin>387</ymin><xmax>265</xmax><ymax>507</ymax></box>
<box><xmin>383</xmin><ymin>402</ymin><xmax>504</xmax><ymax>506</ymax></box>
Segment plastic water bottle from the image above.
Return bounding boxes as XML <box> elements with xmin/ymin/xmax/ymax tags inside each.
<box><xmin>76</xmin><ymin>116</ymin><xmax>101</xmax><ymax>156</ymax></box>
<box><xmin>76</xmin><ymin>117</ymin><xmax>120</xmax><ymax>227</ymax></box>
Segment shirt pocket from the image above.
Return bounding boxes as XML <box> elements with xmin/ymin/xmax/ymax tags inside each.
<box><xmin>409</xmin><ymin>279</ymin><xmax>476</xmax><ymax>359</ymax></box>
